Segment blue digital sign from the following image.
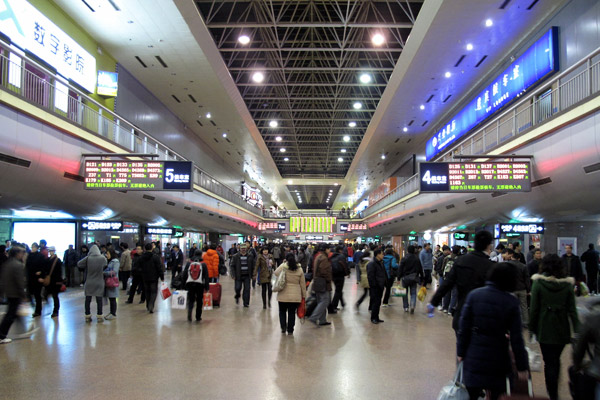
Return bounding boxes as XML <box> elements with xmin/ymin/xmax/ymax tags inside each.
<box><xmin>425</xmin><ymin>27</ymin><xmax>559</xmax><ymax>160</ymax></box>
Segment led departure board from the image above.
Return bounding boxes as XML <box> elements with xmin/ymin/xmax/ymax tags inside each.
<box><xmin>419</xmin><ymin>162</ymin><xmax>531</xmax><ymax>193</ymax></box>
<box><xmin>290</xmin><ymin>217</ymin><xmax>336</xmax><ymax>233</ymax></box>
<box><xmin>84</xmin><ymin>160</ymin><xmax>193</xmax><ymax>191</ymax></box>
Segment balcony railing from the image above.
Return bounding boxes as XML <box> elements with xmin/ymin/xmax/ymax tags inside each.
<box><xmin>0</xmin><ymin>49</ymin><xmax>261</xmax><ymax>215</ymax></box>
<box><xmin>363</xmin><ymin>46</ymin><xmax>600</xmax><ymax>218</ymax></box>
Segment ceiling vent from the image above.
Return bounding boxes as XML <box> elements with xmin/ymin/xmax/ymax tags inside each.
<box><xmin>455</xmin><ymin>55</ymin><xmax>466</xmax><ymax>67</ymax></box>
<box><xmin>465</xmin><ymin>198</ymin><xmax>477</xmax><ymax>204</ymax></box>
<box><xmin>409</xmin><ymin>216</ymin><xmax>414</xmax><ymax>219</ymax></box>
<box><xmin>499</xmin><ymin>0</ymin><xmax>512</xmax><ymax>9</ymax></box>
<box><xmin>107</xmin><ymin>0</ymin><xmax>121</xmax><ymax>11</ymax></box>
<box><xmin>430</xmin><ymin>209</ymin><xmax>438</xmax><ymax>213</ymax></box>
<box><xmin>210</xmin><ymin>120</ymin><xmax>216</xmax><ymax>126</ymax></box>
<box><xmin>408</xmin><ymin>120</ymin><xmax>414</xmax><ymax>126</ymax></box>
<box><xmin>155</xmin><ymin>56</ymin><xmax>168</xmax><ymax>68</ymax></box>
<box><xmin>394</xmin><ymin>138</ymin><xmax>400</xmax><ymax>143</ymax></box>
<box><xmin>491</xmin><ymin>192</ymin><xmax>507</xmax><ymax>198</ymax></box>
<box><xmin>213</xmin><ymin>138</ymin><xmax>219</xmax><ymax>143</ymax></box>
<box><xmin>475</xmin><ymin>56</ymin><xmax>488</xmax><ymax>68</ymax></box>
<box><xmin>188</xmin><ymin>95</ymin><xmax>197</xmax><ymax>103</ymax></box>
<box><xmin>226</xmin><ymin>151</ymin><xmax>231</xmax><ymax>156</ymax></box>
<box><xmin>143</xmin><ymin>194</ymin><xmax>155</xmax><ymax>201</ymax></box>
<box><xmin>426</xmin><ymin>94</ymin><xmax>434</xmax><ymax>103</ymax></box>
<box><xmin>184</xmin><ymin>206</ymin><xmax>191</xmax><ymax>211</ymax></box>
<box><xmin>422</xmin><ymin>120</ymin><xmax>428</xmax><ymax>127</ymax></box>
<box><xmin>418</xmin><ymin>212</ymin><xmax>425</xmax><ymax>216</ymax></box>
<box><xmin>0</xmin><ymin>152</ymin><xmax>31</xmax><ymax>168</ymax></box>
<box><xmin>583</xmin><ymin>162</ymin><xmax>600</xmax><ymax>174</ymax></box>
<box><xmin>531</xmin><ymin>177</ymin><xmax>552</xmax><ymax>187</ymax></box>
<box><xmin>446</xmin><ymin>204</ymin><xmax>455</xmax><ymax>209</ymax></box>
<box><xmin>198</xmin><ymin>210</ymin><xmax>204</xmax><ymax>213</ymax></box>
<box><xmin>527</xmin><ymin>0</ymin><xmax>539</xmax><ymax>10</ymax></box>
<box><xmin>225</xmin><ymin>138</ymin><xmax>231</xmax><ymax>143</ymax></box>
<box><xmin>443</xmin><ymin>94</ymin><xmax>452</xmax><ymax>103</ymax></box>
<box><xmin>81</xmin><ymin>0</ymin><xmax>95</xmax><ymax>12</ymax></box>
<box><xmin>209</xmin><ymin>213</ymin><xmax>214</xmax><ymax>216</ymax></box>
<box><xmin>135</xmin><ymin>56</ymin><xmax>147</xmax><ymax>68</ymax></box>
<box><xmin>172</xmin><ymin>95</ymin><xmax>181</xmax><ymax>103</ymax></box>
<box><xmin>196</xmin><ymin>120</ymin><xmax>203</xmax><ymax>127</ymax></box>
<box><xmin>218</xmin><ymin>216</ymin><xmax>223</xmax><ymax>219</ymax></box>
<box><xmin>63</xmin><ymin>171</ymin><xmax>84</xmax><ymax>182</ymax></box>
<box><xmin>166</xmin><ymin>201</ymin><xmax>176</xmax><ymax>206</ymax></box>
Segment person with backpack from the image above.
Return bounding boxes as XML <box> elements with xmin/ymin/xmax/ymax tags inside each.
<box><xmin>253</xmin><ymin>247</ymin><xmax>274</xmax><ymax>309</ymax></box>
<box><xmin>274</xmin><ymin>253</ymin><xmax>306</xmax><ymax>335</ymax></box>
<box><xmin>328</xmin><ymin>245</ymin><xmax>349</xmax><ymax>314</ymax></box>
<box><xmin>182</xmin><ymin>249</ymin><xmax>209</xmax><ymax>322</ymax></box>
<box><xmin>381</xmin><ymin>248</ymin><xmax>399</xmax><ymax>308</ymax></box>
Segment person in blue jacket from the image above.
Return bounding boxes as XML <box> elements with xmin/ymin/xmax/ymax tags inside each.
<box><xmin>457</xmin><ymin>262</ymin><xmax>529</xmax><ymax>400</ymax></box>
<box><xmin>382</xmin><ymin>248</ymin><xmax>399</xmax><ymax>307</ymax></box>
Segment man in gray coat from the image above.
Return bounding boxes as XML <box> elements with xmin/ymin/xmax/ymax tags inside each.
<box><xmin>0</xmin><ymin>244</ymin><xmax>27</xmax><ymax>344</ymax></box>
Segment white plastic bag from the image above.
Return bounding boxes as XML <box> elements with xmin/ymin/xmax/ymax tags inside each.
<box><xmin>126</xmin><ymin>277</ymin><xmax>133</xmax><ymax>292</ymax></box>
<box><xmin>437</xmin><ymin>362</ymin><xmax>470</xmax><ymax>400</ymax></box>
<box><xmin>171</xmin><ymin>290</ymin><xmax>187</xmax><ymax>309</ymax></box>
<box><xmin>526</xmin><ymin>346</ymin><xmax>542</xmax><ymax>372</ymax></box>
<box><xmin>16</xmin><ymin>303</ymin><xmax>33</xmax><ymax>317</ymax></box>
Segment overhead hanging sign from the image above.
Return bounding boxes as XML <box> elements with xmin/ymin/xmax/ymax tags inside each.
<box><xmin>453</xmin><ymin>232</ymin><xmax>468</xmax><ymax>241</ymax></box>
<box><xmin>408</xmin><ymin>235</ymin><xmax>418</xmax><ymax>242</ymax></box>
<box><xmin>80</xmin><ymin>220</ymin><xmax>123</xmax><ymax>231</ymax></box>
<box><xmin>84</xmin><ymin>160</ymin><xmax>192</xmax><ymax>191</ymax></box>
<box><xmin>290</xmin><ymin>217</ymin><xmax>336</xmax><ymax>233</ymax></box>
<box><xmin>241</xmin><ymin>182</ymin><xmax>263</xmax><ymax>208</ymax></box>
<box><xmin>425</xmin><ymin>27</ymin><xmax>558</xmax><ymax>160</ymax></box>
<box><xmin>0</xmin><ymin>0</ymin><xmax>97</xmax><ymax>92</ymax></box>
<box><xmin>145</xmin><ymin>227</ymin><xmax>175</xmax><ymax>236</ymax></box>
<box><xmin>419</xmin><ymin>162</ymin><xmax>531</xmax><ymax>193</ymax></box>
<box><xmin>340</xmin><ymin>223</ymin><xmax>349</xmax><ymax>232</ymax></box>
<box><xmin>277</xmin><ymin>223</ymin><xmax>286</xmax><ymax>231</ymax></box>
<box><xmin>305</xmin><ymin>235</ymin><xmax>323</xmax><ymax>241</ymax></box>
<box><xmin>499</xmin><ymin>223</ymin><xmax>545</xmax><ymax>234</ymax></box>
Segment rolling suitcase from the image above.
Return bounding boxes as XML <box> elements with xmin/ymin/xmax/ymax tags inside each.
<box><xmin>209</xmin><ymin>282</ymin><xmax>222</xmax><ymax>307</ymax></box>
<box><xmin>498</xmin><ymin>375</ymin><xmax>548</xmax><ymax>400</ymax></box>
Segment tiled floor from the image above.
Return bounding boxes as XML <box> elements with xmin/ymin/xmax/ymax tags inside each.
<box><xmin>1</xmin><ymin>274</ymin><xmax>572</xmax><ymax>399</ymax></box>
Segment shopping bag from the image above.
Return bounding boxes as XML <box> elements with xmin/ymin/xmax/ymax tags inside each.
<box><xmin>526</xmin><ymin>347</ymin><xmax>542</xmax><ymax>372</ymax></box>
<box><xmin>171</xmin><ymin>290</ymin><xmax>187</xmax><ymax>310</ymax></box>
<box><xmin>202</xmin><ymin>292</ymin><xmax>213</xmax><ymax>310</ymax></box>
<box><xmin>16</xmin><ymin>302</ymin><xmax>33</xmax><ymax>317</ymax></box>
<box><xmin>160</xmin><ymin>282</ymin><xmax>172</xmax><ymax>300</ymax></box>
<box><xmin>437</xmin><ymin>362</ymin><xmax>470</xmax><ymax>400</ymax></box>
<box><xmin>127</xmin><ymin>277</ymin><xmax>133</xmax><ymax>292</ymax></box>
<box><xmin>391</xmin><ymin>285</ymin><xmax>406</xmax><ymax>297</ymax></box>
<box><xmin>297</xmin><ymin>298</ymin><xmax>306</xmax><ymax>319</ymax></box>
<box><xmin>417</xmin><ymin>286</ymin><xmax>428</xmax><ymax>302</ymax></box>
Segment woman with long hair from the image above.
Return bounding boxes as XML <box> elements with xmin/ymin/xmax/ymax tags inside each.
<box><xmin>274</xmin><ymin>253</ymin><xmax>306</xmax><ymax>335</ymax></box>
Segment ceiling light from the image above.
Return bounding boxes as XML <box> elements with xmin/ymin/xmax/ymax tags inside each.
<box><xmin>334</xmin><ymin>183</ymin><xmax>338</xmax><ymax>186</ymax></box>
<box><xmin>445</xmin><ymin>71</ymin><xmax>451</xmax><ymax>78</ymax></box>
<box><xmin>381</xmin><ymin>154</ymin><xmax>386</xmax><ymax>160</ymax></box>
<box><xmin>403</xmin><ymin>127</ymin><xmax>408</xmax><ymax>132</ymax></box>
<box><xmin>371</xmin><ymin>33</ymin><xmax>385</xmax><ymax>46</ymax></box>
<box><xmin>222</xmin><ymin>132</ymin><xmax>227</xmax><ymax>138</ymax></box>
<box><xmin>338</xmin><ymin>157</ymin><xmax>343</xmax><ymax>162</ymax></box>
<box><xmin>275</xmin><ymin>136</ymin><xmax>282</xmax><ymax>142</ymax></box>
<box><xmin>420</xmin><ymin>105</ymin><xmax>425</xmax><ymax>110</ymax></box>
<box><xmin>466</xmin><ymin>43</ymin><xmax>474</xmax><ymax>51</ymax></box>
<box><xmin>269</xmin><ymin>120</ymin><xmax>278</xmax><ymax>128</ymax></box>
<box><xmin>341</xmin><ymin>149</ymin><xmax>347</xmax><ymax>153</ymax></box>
<box><xmin>280</xmin><ymin>148</ymin><xmax>286</xmax><ymax>152</ymax></box>
<box><xmin>485</xmin><ymin>19</ymin><xmax>493</xmax><ymax>27</ymax></box>
<box><xmin>284</xmin><ymin>157</ymin><xmax>289</xmax><ymax>161</ymax></box>
<box><xmin>343</xmin><ymin>135</ymin><xmax>350</xmax><ymax>142</ymax></box>
<box><xmin>353</xmin><ymin>102</ymin><xmax>362</xmax><ymax>110</ymax></box>
<box><xmin>287</xmin><ymin>180</ymin><xmax>293</xmax><ymax>184</ymax></box>
<box><xmin>206</xmin><ymin>112</ymin><xmax>211</xmax><ymax>118</ymax></box>
<box><xmin>238</xmin><ymin>35</ymin><xmax>250</xmax><ymax>45</ymax></box>
<box><xmin>359</xmin><ymin>73</ymin><xmax>371</xmax><ymax>84</ymax></box>
<box><xmin>348</xmin><ymin>121</ymin><xmax>357</xmax><ymax>127</ymax></box>
<box><xmin>252</xmin><ymin>71</ymin><xmax>265</xmax><ymax>83</ymax></box>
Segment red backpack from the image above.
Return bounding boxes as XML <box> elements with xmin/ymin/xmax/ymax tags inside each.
<box><xmin>189</xmin><ymin>261</ymin><xmax>203</xmax><ymax>281</ymax></box>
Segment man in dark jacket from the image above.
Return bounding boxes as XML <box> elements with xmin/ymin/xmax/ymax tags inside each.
<box><xmin>562</xmin><ymin>245</ymin><xmax>584</xmax><ymax>284</ymax></box>
<box><xmin>0</xmin><ymin>244</ymin><xmax>27</xmax><ymax>344</ymax></box>
<box><xmin>308</xmin><ymin>245</ymin><xmax>333</xmax><ymax>326</ymax></box>
<box><xmin>170</xmin><ymin>244</ymin><xmax>184</xmax><ymax>280</ymax></box>
<box><xmin>63</xmin><ymin>245</ymin><xmax>78</xmax><ymax>287</ymax></box>
<box><xmin>230</xmin><ymin>244</ymin><xmax>255</xmax><ymax>307</ymax></box>
<box><xmin>399</xmin><ymin>245</ymin><xmax>424</xmax><ymax>314</ymax></box>
<box><xmin>430</xmin><ymin>230</ymin><xmax>494</xmax><ymax>332</ymax></box>
<box><xmin>581</xmin><ymin>243</ymin><xmax>599</xmax><ymax>294</ymax></box>
<box><xmin>26</xmin><ymin>243</ymin><xmax>46</xmax><ymax>317</ymax></box>
<box><xmin>126</xmin><ymin>244</ymin><xmax>145</xmax><ymax>304</ymax></box>
<box><xmin>504</xmin><ymin>248</ymin><xmax>531</xmax><ymax>328</ymax></box>
<box><xmin>139</xmin><ymin>243</ymin><xmax>164</xmax><ymax>313</ymax></box>
<box><xmin>527</xmin><ymin>248</ymin><xmax>542</xmax><ymax>277</ymax></box>
<box><xmin>328</xmin><ymin>245</ymin><xmax>349</xmax><ymax>314</ymax></box>
<box><xmin>367</xmin><ymin>249</ymin><xmax>387</xmax><ymax>324</ymax></box>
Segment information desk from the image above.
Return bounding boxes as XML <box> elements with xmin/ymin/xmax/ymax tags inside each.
<box><xmin>420</xmin><ymin>162</ymin><xmax>531</xmax><ymax>193</ymax></box>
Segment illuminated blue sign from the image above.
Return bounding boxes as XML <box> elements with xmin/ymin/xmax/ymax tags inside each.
<box><xmin>426</xmin><ymin>27</ymin><xmax>559</xmax><ymax>160</ymax></box>
<box><xmin>97</xmin><ymin>71</ymin><xmax>118</xmax><ymax>96</ymax></box>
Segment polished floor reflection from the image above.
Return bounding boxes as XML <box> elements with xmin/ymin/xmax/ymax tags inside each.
<box><xmin>1</xmin><ymin>274</ymin><xmax>572</xmax><ymax>399</ymax></box>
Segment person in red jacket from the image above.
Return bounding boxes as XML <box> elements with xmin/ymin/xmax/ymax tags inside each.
<box><xmin>203</xmin><ymin>244</ymin><xmax>220</xmax><ymax>283</ymax></box>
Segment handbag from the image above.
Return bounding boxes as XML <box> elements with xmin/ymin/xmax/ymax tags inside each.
<box><xmin>272</xmin><ymin>267</ymin><xmax>287</xmax><ymax>292</ymax></box>
<box><xmin>402</xmin><ymin>272</ymin><xmax>418</xmax><ymax>287</ymax></box>
<box><xmin>105</xmin><ymin>268</ymin><xmax>119</xmax><ymax>288</ymax></box>
<box><xmin>42</xmin><ymin>258</ymin><xmax>59</xmax><ymax>286</ymax></box>
<box><xmin>437</xmin><ymin>362</ymin><xmax>470</xmax><ymax>400</ymax></box>
<box><xmin>297</xmin><ymin>298</ymin><xmax>306</xmax><ymax>319</ymax></box>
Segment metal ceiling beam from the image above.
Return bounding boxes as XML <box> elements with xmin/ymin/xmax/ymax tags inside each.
<box><xmin>249</xmin><ymin>109</ymin><xmax>374</xmax><ymax>112</ymax></box>
<box><xmin>237</xmin><ymin>83</ymin><xmax>387</xmax><ymax>87</ymax></box>
<box><xmin>207</xmin><ymin>22</ymin><xmax>413</xmax><ymax>29</ymax></box>
<box><xmin>259</xmin><ymin>127</ymin><xmax>365</xmax><ymax>130</ymax></box>
<box><xmin>220</xmin><ymin>47</ymin><xmax>402</xmax><ymax>52</ymax></box>
<box><xmin>230</xmin><ymin>68</ymin><xmax>394</xmax><ymax>72</ymax></box>
<box><xmin>254</xmin><ymin>118</ymin><xmax>370</xmax><ymax>121</ymax></box>
<box><xmin>246</xmin><ymin>97</ymin><xmax>380</xmax><ymax>101</ymax></box>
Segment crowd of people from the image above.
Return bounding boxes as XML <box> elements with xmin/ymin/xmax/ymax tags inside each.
<box><xmin>1</xmin><ymin>236</ymin><xmax>599</xmax><ymax>399</ymax></box>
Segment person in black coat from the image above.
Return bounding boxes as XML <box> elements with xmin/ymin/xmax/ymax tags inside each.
<box><xmin>580</xmin><ymin>243</ymin><xmax>600</xmax><ymax>294</ymax></box>
<box><xmin>230</xmin><ymin>245</ymin><xmax>256</xmax><ymax>307</ymax></box>
<box><xmin>139</xmin><ymin>243</ymin><xmax>164</xmax><ymax>313</ymax></box>
<box><xmin>367</xmin><ymin>249</ymin><xmax>387</xmax><ymax>324</ymax></box>
<box><xmin>398</xmin><ymin>245</ymin><xmax>424</xmax><ymax>314</ymax></box>
<box><xmin>26</xmin><ymin>243</ymin><xmax>46</xmax><ymax>317</ymax></box>
<box><xmin>430</xmin><ymin>230</ymin><xmax>494</xmax><ymax>332</ymax></box>
<box><xmin>457</xmin><ymin>262</ymin><xmax>529</xmax><ymax>400</ymax></box>
<box><xmin>181</xmin><ymin>250</ymin><xmax>209</xmax><ymax>322</ymax></box>
<box><xmin>328</xmin><ymin>245</ymin><xmax>349</xmax><ymax>314</ymax></box>
<box><xmin>40</xmin><ymin>247</ymin><xmax>63</xmax><ymax>318</ymax></box>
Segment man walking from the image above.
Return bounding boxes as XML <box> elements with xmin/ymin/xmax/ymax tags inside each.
<box><xmin>419</xmin><ymin>243</ymin><xmax>434</xmax><ymax>288</ymax></box>
<box><xmin>367</xmin><ymin>249</ymin><xmax>387</xmax><ymax>324</ymax></box>
<box><xmin>139</xmin><ymin>243</ymin><xmax>164</xmax><ymax>313</ymax></box>
<box><xmin>63</xmin><ymin>245</ymin><xmax>78</xmax><ymax>287</ymax></box>
<box><xmin>230</xmin><ymin>244</ymin><xmax>255</xmax><ymax>307</ymax></box>
<box><xmin>0</xmin><ymin>244</ymin><xmax>27</xmax><ymax>344</ymax></box>
<box><xmin>581</xmin><ymin>243</ymin><xmax>599</xmax><ymax>294</ymax></box>
<box><xmin>308</xmin><ymin>245</ymin><xmax>333</xmax><ymax>327</ymax></box>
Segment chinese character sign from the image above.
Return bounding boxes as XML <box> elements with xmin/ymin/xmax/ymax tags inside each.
<box><xmin>425</xmin><ymin>27</ymin><xmax>558</xmax><ymax>160</ymax></box>
<box><xmin>0</xmin><ymin>0</ymin><xmax>97</xmax><ymax>92</ymax></box>
<box><xmin>290</xmin><ymin>217</ymin><xmax>336</xmax><ymax>233</ymax></box>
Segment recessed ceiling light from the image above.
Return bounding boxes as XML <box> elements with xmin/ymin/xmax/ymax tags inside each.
<box><xmin>287</xmin><ymin>180</ymin><xmax>293</xmax><ymax>184</ymax></box>
<box><xmin>359</xmin><ymin>73</ymin><xmax>371</xmax><ymax>84</ymax></box>
<box><xmin>338</xmin><ymin>157</ymin><xmax>343</xmax><ymax>162</ymax></box>
<box><xmin>280</xmin><ymin>148</ymin><xmax>286</xmax><ymax>153</ymax></box>
<box><xmin>283</xmin><ymin>157</ymin><xmax>289</xmax><ymax>161</ymax></box>
<box><xmin>485</xmin><ymin>19</ymin><xmax>493</xmax><ymax>27</ymax></box>
<box><xmin>341</xmin><ymin>149</ymin><xmax>347</xmax><ymax>153</ymax></box>
<box><xmin>252</xmin><ymin>71</ymin><xmax>265</xmax><ymax>83</ymax></box>
<box><xmin>466</xmin><ymin>43</ymin><xmax>474</xmax><ymax>51</ymax></box>
<box><xmin>403</xmin><ymin>127</ymin><xmax>408</xmax><ymax>132</ymax></box>
<box><xmin>238</xmin><ymin>35</ymin><xmax>250</xmax><ymax>45</ymax></box>
<box><xmin>348</xmin><ymin>121</ymin><xmax>357</xmax><ymax>127</ymax></box>
<box><xmin>269</xmin><ymin>120</ymin><xmax>278</xmax><ymax>128</ymax></box>
<box><xmin>206</xmin><ymin>112</ymin><xmax>211</xmax><ymax>118</ymax></box>
<box><xmin>353</xmin><ymin>102</ymin><xmax>362</xmax><ymax>110</ymax></box>
<box><xmin>420</xmin><ymin>105</ymin><xmax>425</xmax><ymax>110</ymax></box>
<box><xmin>334</xmin><ymin>183</ymin><xmax>338</xmax><ymax>186</ymax></box>
<box><xmin>381</xmin><ymin>154</ymin><xmax>386</xmax><ymax>160</ymax></box>
<box><xmin>275</xmin><ymin>136</ymin><xmax>282</xmax><ymax>142</ymax></box>
<box><xmin>343</xmin><ymin>135</ymin><xmax>350</xmax><ymax>142</ymax></box>
<box><xmin>445</xmin><ymin>71</ymin><xmax>452</xmax><ymax>78</ymax></box>
<box><xmin>222</xmin><ymin>132</ymin><xmax>227</xmax><ymax>138</ymax></box>
<box><xmin>371</xmin><ymin>33</ymin><xmax>385</xmax><ymax>46</ymax></box>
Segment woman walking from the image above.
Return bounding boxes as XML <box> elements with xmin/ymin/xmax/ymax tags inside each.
<box><xmin>274</xmin><ymin>253</ymin><xmax>306</xmax><ymax>335</ymax></box>
<box><xmin>253</xmin><ymin>247</ymin><xmax>274</xmax><ymax>309</ymax></box>
<box><xmin>78</xmin><ymin>245</ymin><xmax>107</xmax><ymax>322</ymax></box>
<box><xmin>103</xmin><ymin>249</ymin><xmax>120</xmax><ymax>320</ymax></box>
<box><xmin>398</xmin><ymin>245</ymin><xmax>424</xmax><ymax>314</ymax></box>
<box><xmin>529</xmin><ymin>253</ymin><xmax>580</xmax><ymax>400</ymax></box>
<box><xmin>355</xmin><ymin>254</ymin><xmax>370</xmax><ymax>309</ymax></box>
